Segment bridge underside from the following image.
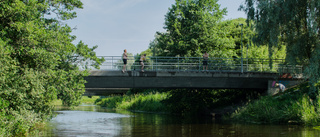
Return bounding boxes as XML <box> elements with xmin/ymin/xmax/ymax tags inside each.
<box><xmin>83</xmin><ymin>70</ymin><xmax>304</xmax><ymax>96</ymax></box>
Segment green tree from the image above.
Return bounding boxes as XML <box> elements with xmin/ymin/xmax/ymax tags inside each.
<box><xmin>241</xmin><ymin>0</ymin><xmax>320</xmax><ymax>86</ymax></box>
<box><xmin>153</xmin><ymin>0</ymin><xmax>227</xmax><ymax>57</ymax></box>
<box><xmin>0</xmin><ymin>0</ymin><xmax>104</xmax><ymax>135</ymax></box>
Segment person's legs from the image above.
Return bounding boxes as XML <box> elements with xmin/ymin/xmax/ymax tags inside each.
<box><xmin>140</xmin><ymin>61</ymin><xmax>144</xmax><ymax>72</ymax></box>
<box><xmin>203</xmin><ymin>61</ymin><xmax>205</xmax><ymax>71</ymax></box>
<box><xmin>122</xmin><ymin>59</ymin><xmax>127</xmax><ymax>73</ymax></box>
<box><xmin>122</xmin><ymin>64</ymin><xmax>126</xmax><ymax>72</ymax></box>
<box><xmin>203</xmin><ymin>61</ymin><xmax>208</xmax><ymax>71</ymax></box>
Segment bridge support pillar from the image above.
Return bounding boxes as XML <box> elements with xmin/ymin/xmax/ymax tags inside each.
<box><xmin>267</xmin><ymin>80</ymin><xmax>279</xmax><ymax>96</ymax></box>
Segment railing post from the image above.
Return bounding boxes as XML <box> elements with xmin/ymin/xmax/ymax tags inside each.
<box><xmin>178</xmin><ymin>57</ymin><xmax>180</xmax><ymax>71</ymax></box>
<box><xmin>151</xmin><ymin>56</ymin><xmax>154</xmax><ymax>71</ymax></box>
<box><xmin>156</xmin><ymin>56</ymin><xmax>158</xmax><ymax>72</ymax></box>
<box><xmin>241</xmin><ymin>58</ymin><xmax>243</xmax><ymax>73</ymax></box>
<box><xmin>199</xmin><ymin>57</ymin><xmax>201</xmax><ymax>71</ymax></box>
<box><xmin>240</xmin><ymin>24</ymin><xmax>244</xmax><ymax>73</ymax></box>
<box><xmin>112</xmin><ymin>56</ymin><xmax>114</xmax><ymax>70</ymax></box>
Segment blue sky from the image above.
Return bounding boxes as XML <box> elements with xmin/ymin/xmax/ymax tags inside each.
<box><xmin>66</xmin><ymin>0</ymin><xmax>246</xmax><ymax>56</ymax></box>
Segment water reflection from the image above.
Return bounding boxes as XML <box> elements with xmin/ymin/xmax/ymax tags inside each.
<box><xmin>50</xmin><ymin>111</ymin><xmax>129</xmax><ymax>136</ymax></box>
<box><xmin>40</xmin><ymin>105</ymin><xmax>320</xmax><ymax>137</ymax></box>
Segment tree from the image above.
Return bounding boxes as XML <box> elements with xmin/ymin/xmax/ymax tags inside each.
<box><xmin>153</xmin><ymin>0</ymin><xmax>227</xmax><ymax>57</ymax></box>
<box><xmin>0</xmin><ymin>0</ymin><xmax>104</xmax><ymax>135</ymax></box>
<box><xmin>240</xmin><ymin>0</ymin><xmax>320</xmax><ymax>89</ymax></box>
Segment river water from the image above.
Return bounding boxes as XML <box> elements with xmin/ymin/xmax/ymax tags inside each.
<box><xmin>39</xmin><ymin>105</ymin><xmax>320</xmax><ymax>137</ymax></box>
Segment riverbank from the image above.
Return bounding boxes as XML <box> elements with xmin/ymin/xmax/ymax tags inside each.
<box><xmin>231</xmin><ymin>82</ymin><xmax>320</xmax><ymax>126</ymax></box>
<box><xmin>53</xmin><ymin>96</ymin><xmax>100</xmax><ymax>106</ymax></box>
<box><xmin>95</xmin><ymin>88</ymin><xmax>262</xmax><ymax>116</ymax></box>
<box><xmin>95</xmin><ymin>83</ymin><xmax>320</xmax><ymax>126</ymax></box>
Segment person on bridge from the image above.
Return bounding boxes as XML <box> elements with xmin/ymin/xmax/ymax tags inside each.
<box><xmin>203</xmin><ymin>51</ymin><xmax>209</xmax><ymax>71</ymax></box>
<box><xmin>122</xmin><ymin>49</ymin><xmax>128</xmax><ymax>73</ymax></box>
<box><xmin>140</xmin><ymin>54</ymin><xmax>146</xmax><ymax>72</ymax></box>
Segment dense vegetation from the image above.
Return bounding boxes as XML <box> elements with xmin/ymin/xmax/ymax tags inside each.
<box><xmin>241</xmin><ymin>0</ymin><xmax>320</xmax><ymax>89</ymax></box>
<box><xmin>233</xmin><ymin>0</ymin><xmax>320</xmax><ymax>126</ymax></box>
<box><xmin>0</xmin><ymin>0</ymin><xmax>103</xmax><ymax>136</ymax></box>
<box><xmin>148</xmin><ymin>0</ymin><xmax>285</xmax><ymax>59</ymax></box>
<box><xmin>98</xmin><ymin>0</ymin><xmax>320</xmax><ymax>127</ymax></box>
<box><xmin>231</xmin><ymin>82</ymin><xmax>317</xmax><ymax>125</ymax></box>
<box><xmin>96</xmin><ymin>88</ymin><xmax>263</xmax><ymax>115</ymax></box>
<box><xmin>1</xmin><ymin>0</ymin><xmax>320</xmax><ymax>136</ymax></box>
<box><xmin>97</xmin><ymin>83</ymin><xmax>320</xmax><ymax>126</ymax></box>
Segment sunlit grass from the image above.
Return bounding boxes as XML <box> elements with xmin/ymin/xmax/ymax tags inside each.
<box><xmin>81</xmin><ymin>96</ymin><xmax>100</xmax><ymax>104</ymax></box>
<box><xmin>231</xmin><ymin>82</ymin><xmax>320</xmax><ymax>126</ymax></box>
<box><xmin>52</xmin><ymin>96</ymin><xmax>100</xmax><ymax>106</ymax></box>
<box><xmin>96</xmin><ymin>92</ymin><xmax>169</xmax><ymax>112</ymax></box>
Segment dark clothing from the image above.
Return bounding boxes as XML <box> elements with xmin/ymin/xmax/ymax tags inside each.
<box><xmin>123</xmin><ymin>59</ymin><xmax>127</xmax><ymax>65</ymax></box>
<box><xmin>203</xmin><ymin>57</ymin><xmax>208</xmax><ymax>65</ymax></box>
<box><xmin>203</xmin><ymin>60</ymin><xmax>208</xmax><ymax>65</ymax></box>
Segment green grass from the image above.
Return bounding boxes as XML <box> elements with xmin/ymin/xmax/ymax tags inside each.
<box><xmin>231</xmin><ymin>96</ymin><xmax>299</xmax><ymax>124</ymax></box>
<box><xmin>96</xmin><ymin>92</ymin><xmax>169</xmax><ymax>112</ymax></box>
<box><xmin>231</xmin><ymin>82</ymin><xmax>320</xmax><ymax>126</ymax></box>
<box><xmin>53</xmin><ymin>96</ymin><xmax>100</xmax><ymax>106</ymax></box>
<box><xmin>81</xmin><ymin>96</ymin><xmax>100</xmax><ymax>104</ymax></box>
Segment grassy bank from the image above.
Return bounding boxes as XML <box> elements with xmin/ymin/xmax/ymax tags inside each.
<box><xmin>95</xmin><ymin>88</ymin><xmax>262</xmax><ymax>115</ymax></box>
<box><xmin>231</xmin><ymin>82</ymin><xmax>320</xmax><ymax>126</ymax></box>
<box><xmin>95</xmin><ymin>84</ymin><xmax>320</xmax><ymax>126</ymax></box>
<box><xmin>53</xmin><ymin>96</ymin><xmax>100</xmax><ymax>106</ymax></box>
<box><xmin>95</xmin><ymin>92</ymin><xmax>169</xmax><ymax>112</ymax></box>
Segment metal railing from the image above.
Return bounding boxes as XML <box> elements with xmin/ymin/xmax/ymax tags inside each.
<box><xmin>83</xmin><ymin>56</ymin><xmax>303</xmax><ymax>74</ymax></box>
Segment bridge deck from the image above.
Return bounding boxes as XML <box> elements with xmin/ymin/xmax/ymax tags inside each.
<box><xmin>84</xmin><ymin>70</ymin><xmax>303</xmax><ymax>96</ymax></box>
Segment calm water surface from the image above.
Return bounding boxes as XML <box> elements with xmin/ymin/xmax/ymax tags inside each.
<box><xmin>40</xmin><ymin>105</ymin><xmax>320</xmax><ymax>137</ymax></box>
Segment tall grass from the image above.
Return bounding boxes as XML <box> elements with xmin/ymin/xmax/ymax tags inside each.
<box><xmin>96</xmin><ymin>92</ymin><xmax>169</xmax><ymax>112</ymax></box>
<box><xmin>231</xmin><ymin>96</ymin><xmax>299</xmax><ymax>124</ymax></box>
<box><xmin>299</xmin><ymin>95</ymin><xmax>320</xmax><ymax>126</ymax></box>
<box><xmin>231</xmin><ymin>82</ymin><xmax>320</xmax><ymax>126</ymax></box>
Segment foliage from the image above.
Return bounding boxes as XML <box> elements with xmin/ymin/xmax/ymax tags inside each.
<box><xmin>151</xmin><ymin>0</ymin><xmax>227</xmax><ymax>57</ymax></box>
<box><xmin>240</xmin><ymin>0</ymin><xmax>320</xmax><ymax>87</ymax></box>
<box><xmin>150</xmin><ymin>11</ymin><xmax>286</xmax><ymax>66</ymax></box>
<box><xmin>0</xmin><ymin>0</ymin><xmax>103</xmax><ymax>136</ymax></box>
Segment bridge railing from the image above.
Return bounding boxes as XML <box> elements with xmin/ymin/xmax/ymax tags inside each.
<box><xmin>86</xmin><ymin>56</ymin><xmax>303</xmax><ymax>74</ymax></box>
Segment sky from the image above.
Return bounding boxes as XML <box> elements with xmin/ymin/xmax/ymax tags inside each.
<box><xmin>66</xmin><ymin>0</ymin><xmax>246</xmax><ymax>56</ymax></box>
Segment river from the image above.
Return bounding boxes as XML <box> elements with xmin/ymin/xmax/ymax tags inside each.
<box><xmin>39</xmin><ymin>104</ymin><xmax>320</xmax><ymax>137</ymax></box>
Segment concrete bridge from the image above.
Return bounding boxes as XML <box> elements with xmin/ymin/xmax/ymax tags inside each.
<box><xmin>83</xmin><ymin>70</ymin><xmax>303</xmax><ymax>96</ymax></box>
<box><xmin>82</xmin><ymin>56</ymin><xmax>304</xmax><ymax>96</ymax></box>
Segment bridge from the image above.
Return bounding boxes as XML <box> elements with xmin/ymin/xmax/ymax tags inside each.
<box><xmin>83</xmin><ymin>56</ymin><xmax>304</xmax><ymax>96</ymax></box>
